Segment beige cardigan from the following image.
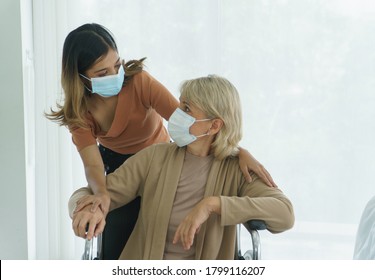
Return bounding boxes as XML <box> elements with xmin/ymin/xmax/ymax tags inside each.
<box><xmin>69</xmin><ymin>143</ymin><xmax>294</xmax><ymax>259</ymax></box>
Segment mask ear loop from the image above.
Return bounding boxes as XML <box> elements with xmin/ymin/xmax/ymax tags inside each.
<box><xmin>194</xmin><ymin>119</ymin><xmax>213</xmax><ymax>138</ymax></box>
<box><xmin>195</xmin><ymin>131</ymin><xmax>210</xmax><ymax>138</ymax></box>
<box><xmin>79</xmin><ymin>73</ymin><xmax>93</xmax><ymax>93</ymax></box>
<box><xmin>197</xmin><ymin>118</ymin><xmax>223</xmax><ymax>138</ymax></box>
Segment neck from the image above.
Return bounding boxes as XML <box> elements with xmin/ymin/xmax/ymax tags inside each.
<box><xmin>186</xmin><ymin>137</ymin><xmax>214</xmax><ymax>157</ymax></box>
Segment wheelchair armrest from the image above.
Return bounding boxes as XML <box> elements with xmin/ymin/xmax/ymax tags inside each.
<box><xmin>243</xmin><ymin>219</ymin><xmax>267</xmax><ymax>232</ymax></box>
<box><xmin>236</xmin><ymin>220</ymin><xmax>266</xmax><ymax>260</ymax></box>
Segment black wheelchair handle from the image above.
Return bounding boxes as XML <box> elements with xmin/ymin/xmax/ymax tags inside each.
<box><xmin>246</xmin><ymin>220</ymin><xmax>267</xmax><ymax>231</ymax></box>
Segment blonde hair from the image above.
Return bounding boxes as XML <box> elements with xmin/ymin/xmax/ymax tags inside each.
<box><xmin>180</xmin><ymin>75</ymin><xmax>242</xmax><ymax>160</ymax></box>
<box><xmin>45</xmin><ymin>23</ymin><xmax>145</xmax><ymax>128</ymax></box>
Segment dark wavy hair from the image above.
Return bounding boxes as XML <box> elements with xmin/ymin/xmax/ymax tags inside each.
<box><xmin>45</xmin><ymin>23</ymin><xmax>145</xmax><ymax>128</ymax></box>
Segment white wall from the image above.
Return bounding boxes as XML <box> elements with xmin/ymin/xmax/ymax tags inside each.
<box><xmin>0</xmin><ymin>0</ymin><xmax>28</xmax><ymax>259</ymax></box>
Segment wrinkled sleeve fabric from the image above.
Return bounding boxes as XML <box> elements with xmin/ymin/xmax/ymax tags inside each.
<box><xmin>220</xmin><ymin>175</ymin><xmax>295</xmax><ymax>233</ymax></box>
<box><xmin>68</xmin><ymin>144</ymin><xmax>156</xmax><ymax>217</ymax></box>
<box><xmin>105</xmin><ymin>145</ymin><xmax>155</xmax><ymax>211</ymax></box>
<box><xmin>68</xmin><ymin>187</ymin><xmax>93</xmax><ymax>218</ymax></box>
<box><xmin>69</xmin><ymin>126</ymin><xmax>97</xmax><ymax>152</ymax></box>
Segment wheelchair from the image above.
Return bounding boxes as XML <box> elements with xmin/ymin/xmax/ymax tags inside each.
<box><xmin>235</xmin><ymin>219</ymin><xmax>267</xmax><ymax>260</ymax></box>
<box><xmin>82</xmin><ymin>220</ymin><xmax>266</xmax><ymax>260</ymax></box>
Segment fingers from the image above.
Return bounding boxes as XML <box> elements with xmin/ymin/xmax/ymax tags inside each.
<box><xmin>72</xmin><ymin>215</ymin><xmax>89</xmax><ymax>239</ymax></box>
<box><xmin>258</xmin><ymin>168</ymin><xmax>272</xmax><ymax>187</ymax></box>
<box><xmin>173</xmin><ymin>222</ymin><xmax>198</xmax><ymax>250</ymax></box>
<box><xmin>264</xmin><ymin>168</ymin><xmax>278</xmax><ymax>188</ymax></box>
<box><xmin>174</xmin><ymin>227</ymin><xmax>192</xmax><ymax>250</ymax></box>
<box><xmin>86</xmin><ymin>220</ymin><xmax>96</xmax><ymax>240</ymax></box>
<box><xmin>74</xmin><ymin>198</ymin><xmax>92</xmax><ymax>213</ymax></box>
<box><xmin>100</xmin><ymin>207</ymin><xmax>109</xmax><ymax>219</ymax></box>
<box><xmin>90</xmin><ymin>200</ymin><xmax>101</xmax><ymax>213</ymax></box>
<box><xmin>173</xmin><ymin>200</ymin><xmax>211</xmax><ymax>250</ymax></box>
<box><xmin>256</xmin><ymin>166</ymin><xmax>278</xmax><ymax>188</ymax></box>
<box><xmin>72</xmin><ymin>208</ymin><xmax>105</xmax><ymax>240</ymax></box>
<box><xmin>237</xmin><ymin>148</ymin><xmax>278</xmax><ymax>187</ymax></box>
<box><xmin>245</xmin><ymin>163</ymin><xmax>278</xmax><ymax>188</ymax></box>
<box><xmin>94</xmin><ymin>219</ymin><xmax>106</xmax><ymax>237</ymax></box>
<box><xmin>75</xmin><ymin>196</ymin><xmax>104</xmax><ymax>213</ymax></box>
<box><xmin>172</xmin><ymin>228</ymin><xmax>181</xmax><ymax>246</ymax></box>
<box><xmin>240</xmin><ymin>163</ymin><xmax>253</xmax><ymax>183</ymax></box>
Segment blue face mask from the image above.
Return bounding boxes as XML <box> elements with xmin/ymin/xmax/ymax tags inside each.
<box><xmin>80</xmin><ymin>65</ymin><xmax>125</xmax><ymax>97</ymax></box>
<box><xmin>168</xmin><ymin>108</ymin><xmax>211</xmax><ymax>147</ymax></box>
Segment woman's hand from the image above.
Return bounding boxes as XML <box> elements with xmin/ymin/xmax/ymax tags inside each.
<box><xmin>238</xmin><ymin>147</ymin><xmax>277</xmax><ymax>188</ymax></box>
<box><xmin>78</xmin><ymin>145</ymin><xmax>111</xmax><ymax>215</ymax></box>
<box><xmin>72</xmin><ymin>203</ymin><xmax>105</xmax><ymax>240</ymax></box>
<box><xmin>74</xmin><ymin>191</ymin><xmax>111</xmax><ymax>218</ymax></box>
<box><xmin>173</xmin><ymin>197</ymin><xmax>220</xmax><ymax>250</ymax></box>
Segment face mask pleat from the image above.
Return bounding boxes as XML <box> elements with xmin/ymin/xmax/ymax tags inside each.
<box><xmin>80</xmin><ymin>65</ymin><xmax>125</xmax><ymax>97</ymax></box>
<box><xmin>167</xmin><ymin>108</ymin><xmax>211</xmax><ymax>147</ymax></box>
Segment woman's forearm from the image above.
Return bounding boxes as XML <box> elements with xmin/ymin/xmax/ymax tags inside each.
<box><xmin>84</xmin><ymin>164</ymin><xmax>107</xmax><ymax>194</ymax></box>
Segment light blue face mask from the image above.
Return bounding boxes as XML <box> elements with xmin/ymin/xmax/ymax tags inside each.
<box><xmin>80</xmin><ymin>65</ymin><xmax>125</xmax><ymax>97</ymax></box>
<box><xmin>168</xmin><ymin>108</ymin><xmax>211</xmax><ymax>147</ymax></box>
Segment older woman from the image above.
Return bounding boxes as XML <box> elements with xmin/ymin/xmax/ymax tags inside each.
<box><xmin>69</xmin><ymin>75</ymin><xmax>294</xmax><ymax>260</ymax></box>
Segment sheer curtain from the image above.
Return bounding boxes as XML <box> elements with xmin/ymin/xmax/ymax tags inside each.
<box><xmin>31</xmin><ymin>0</ymin><xmax>375</xmax><ymax>259</ymax></box>
<box><xmin>31</xmin><ymin>0</ymin><xmax>86</xmax><ymax>259</ymax></box>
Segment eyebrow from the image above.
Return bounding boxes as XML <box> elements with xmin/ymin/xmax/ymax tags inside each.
<box><xmin>93</xmin><ymin>57</ymin><xmax>121</xmax><ymax>74</ymax></box>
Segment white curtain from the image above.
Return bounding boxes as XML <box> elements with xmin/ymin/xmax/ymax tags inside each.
<box><xmin>29</xmin><ymin>0</ymin><xmax>375</xmax><ymax>259</ymax></box>
<box><xmin>30</xmin><ymin>0</ymin><xmax>86</xmax><ymax>259</ymax></box>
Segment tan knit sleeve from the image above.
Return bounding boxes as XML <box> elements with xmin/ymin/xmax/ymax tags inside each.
<box><xmin>220</xmin><ymin>175</ymin><xmax>294</xmax><ymax>233</ymax></box>
<box><xmin>68</xmin><ymin>187</ymin><xmax>93</xmax><ymax>218</ymax></box>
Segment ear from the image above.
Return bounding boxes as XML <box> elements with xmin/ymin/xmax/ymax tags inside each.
<box><xmin>209</xmin><ymin>119</ymin><xmax>224</xmax><ymax>135</ymax></box>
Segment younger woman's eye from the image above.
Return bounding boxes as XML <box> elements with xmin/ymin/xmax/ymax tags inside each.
<box><xmin>97</xmin><ymin>70</ymin><xmax>107</xmax><ymax>77</ymax></box>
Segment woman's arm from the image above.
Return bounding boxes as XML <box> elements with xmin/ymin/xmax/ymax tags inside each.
<box><xmin>238</xmin><ymin>147</ymin><xmax>277</xmax><ymax>188</ymax></box>
<box><xmin>74</xmin><ymin>145</ymin><xmax>111</xmax><ymax>216</ymax></box>
<box><xmin>139</xmin><ymin>71</ymin><xmax>180</xmax><ymax>120</ymax></box>
<box><xmin>173</xmin><ymin>180</ymin><xmax>292</xmax><ymax>249</ymax></box>
<box><xmin>173</xmin><ymin>197</ymin><xmax>221</xmax><ymax>250</ymax></box>
<box><xmin>74</xmin><ymin>144</ymin><xmax>156</xmax><ymax>215</ymax></box>
<box><xmin>220</xmin><ymin>175</ymin><xmax>294</xmax><ymax>233</ymax></box>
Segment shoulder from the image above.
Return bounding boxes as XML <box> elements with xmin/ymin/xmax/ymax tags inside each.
<box><xmin>129</xmin><ymin>70</ymin><xmax>156</xmax><ymax>85</ymax></box>
<box><xmin>134</xmin><ymin>142</ymin><xmax>180</xmax><ymax>159</ymax></box>
<box><xmin>125</xmin><ymin>143</ymin><xmax>182</xmax><ymax>172</ymax></box>
<box><xmin>221</xmin><ymin>155</ymin><xmax>244</xmax><ymax>173</ymax></box>
<box><xmin>145</xmin><ymin>142</ymin><xmax>181</xmax><ymax>157</ymax></box>
<box><xmin>217</xmin><ymin>155</ymin><xmax>260</xmax><ymax>183</ymax></box>
<box><xmin>68</xmin><ymin>113</ymin><xmax>96</xmax><ymax>132</ymax></box>
<box><xmin>125</xmin><ymin>70</ymin><xmax>164</xmax><ymax>95</ymax></box>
